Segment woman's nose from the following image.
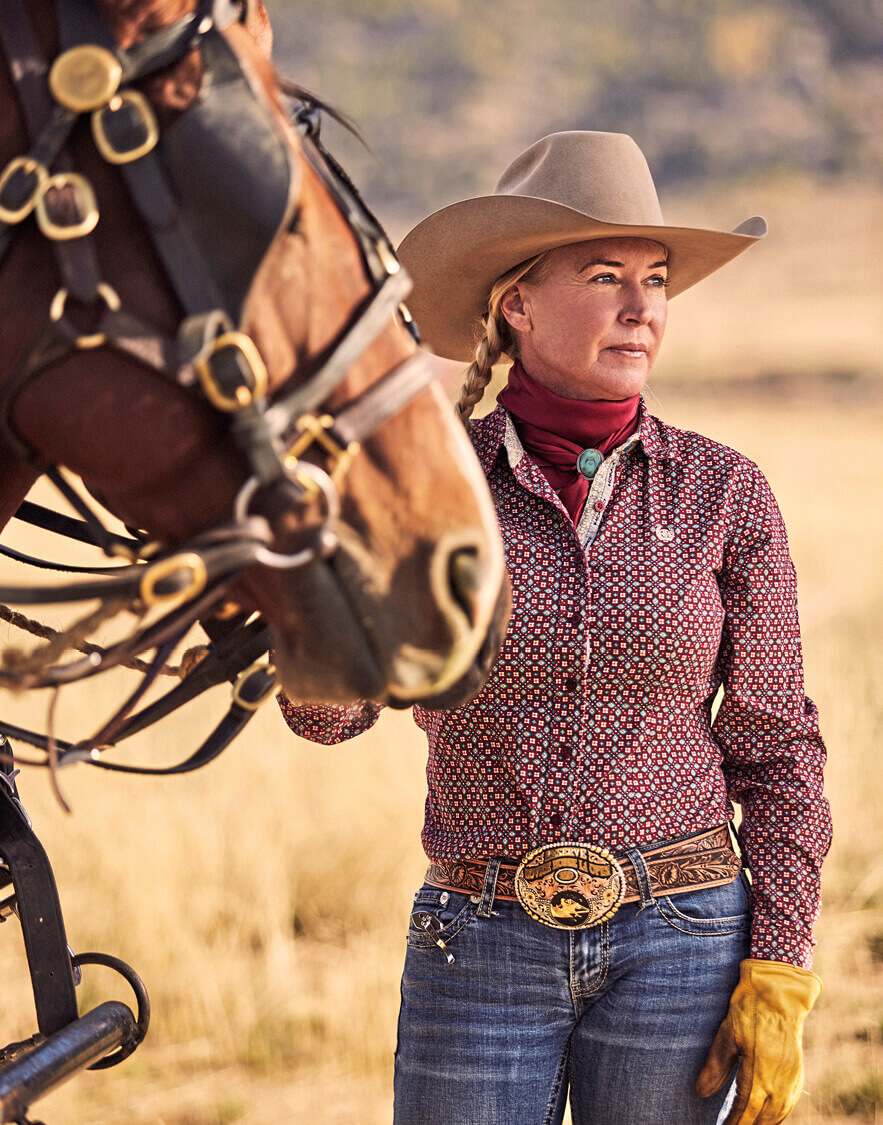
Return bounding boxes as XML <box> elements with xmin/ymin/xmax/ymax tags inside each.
<box><xmin>618</xmin><ymin>287</ymin><xmax>654</xmax><ymax>325</ymax></box>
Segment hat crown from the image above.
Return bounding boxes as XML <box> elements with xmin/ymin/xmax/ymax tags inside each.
<box><xmin>494</xmin><ymin>131</ymin><xmax>665</xmax><ymax>228</ymax></box>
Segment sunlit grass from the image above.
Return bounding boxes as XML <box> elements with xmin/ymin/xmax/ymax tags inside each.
<box><xmin>0</xmin><ymin>177</ymin><xmax>880</xmax><ymax>1121</ymax></box>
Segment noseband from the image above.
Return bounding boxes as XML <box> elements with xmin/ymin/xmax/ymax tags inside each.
<box><xmin>0</xmin><ymin>0</ymin><xmax>439</xmax><ymax>770</ymax></box>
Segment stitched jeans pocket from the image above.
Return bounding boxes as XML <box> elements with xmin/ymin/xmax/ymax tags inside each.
<box><xmin>654</xmin><ymin>876</ymin><xmax>750</xmax><ymax>936</ymax></box>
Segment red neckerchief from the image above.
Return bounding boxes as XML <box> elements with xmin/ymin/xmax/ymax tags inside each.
<box><xmin>497</xmin><ymin>361</ymin><xmax>640</xmax><ymax>523</ymax></box>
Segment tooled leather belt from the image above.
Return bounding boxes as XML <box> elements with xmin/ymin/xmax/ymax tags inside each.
<box><xmin>426</xmin><ymin>825</ymin><xmax>741</xmax><ymax>913</ymax></box>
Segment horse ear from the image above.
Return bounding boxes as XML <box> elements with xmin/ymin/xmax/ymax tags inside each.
<box><xmin>240</xmin><ymin>0</ymin><xmax>273</xmax><ymax>60</ymax></box>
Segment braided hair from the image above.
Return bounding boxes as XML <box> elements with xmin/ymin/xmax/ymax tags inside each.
<box><xmin>456</xmin><ymin>251</ymin><xmax>553</xmax><ymax>430</ymax></box>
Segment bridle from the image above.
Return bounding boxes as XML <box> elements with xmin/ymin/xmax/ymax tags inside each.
<box><xmin>0</xmin><ymin>0</ymin><xmax>438</xmax><ymax>772</ymax></box>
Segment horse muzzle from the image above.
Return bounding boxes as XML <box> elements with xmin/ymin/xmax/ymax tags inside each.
<box><xmin>384</xmin><ymin>530</ymin><xmax>507</xmax><ymax>705</ymax></box>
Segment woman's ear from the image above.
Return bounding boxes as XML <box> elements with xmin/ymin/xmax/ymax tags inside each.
<box><xmin>500</xmin><ymin>285</ymin><xmax>532</xmax><ymax>334</ymax></box>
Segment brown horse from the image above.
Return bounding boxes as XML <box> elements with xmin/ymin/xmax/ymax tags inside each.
<box><xmin>0</xmin><ymin>0</ymin><xmax>507</xmax><ymax>710</ymax></box>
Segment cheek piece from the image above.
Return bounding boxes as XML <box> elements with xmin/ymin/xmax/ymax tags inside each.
<box><xmin>695</xmin><ymin>957</ymin><xmax>822</xmax><ymax>1124</ymax></box>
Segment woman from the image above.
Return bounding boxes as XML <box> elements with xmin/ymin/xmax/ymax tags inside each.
<box><xmin>279</xmin><ymin>131</ymin><xmax>831</xmax><ymax>1124</ymax></box>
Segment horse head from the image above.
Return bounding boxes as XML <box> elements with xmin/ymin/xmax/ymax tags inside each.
<box><xmin>0</xmin><ymin>0</ymin><xmax>508</xmax><ymax>710</ymax></box>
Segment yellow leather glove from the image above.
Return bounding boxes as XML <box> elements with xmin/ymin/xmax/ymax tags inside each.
<box><xmin>696</xmin><ymin>958</ymin><xmax>822</xmax><ymax>1124</ymax></box>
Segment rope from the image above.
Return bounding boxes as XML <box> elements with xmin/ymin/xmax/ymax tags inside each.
<box><xmin>0</xmin><ymin>603</ymin><xmax>208</xmax><ymax>678</ymax></box>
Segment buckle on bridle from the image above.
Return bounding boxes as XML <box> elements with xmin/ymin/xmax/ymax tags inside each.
<box><xmin>34</xmin><ymin>173</ymin><xmax>100</xmax><ymax>241</ymax></box>
<box><xmin>285</xmin><ymin>414</ymin><xmax>360</xmax><ymax>492</ymax></box>
<box><xmin>231</xmin><ymin>659</ymin><xmax>278</xmax><ymax>712</ymax></box>
<box><xmin>0</xmin><ymin>157</ymin><xmax>49</xmax><ymax>224</ymax></box>
<box><xmin>50</xmin><ymin>282</ymin><xmax>121</xmax><ymax>349</ymax></box>
<box><xmin>48</xmin><ymin>44</ymin><xmax>122</xmax><ymax>113</ymax></box>
<box><xmin>139</xmin><ymin>552</ymin><xmax>208</xmax><ymax>608</ymax></box>
<box><xmin>194</xmin><ymin>332</ymin><xmax>269</xmax><ymax>412</ymax></box>
<box><xmin>91</xmin><ymin>91</ymin><xmax>159</xmax><ymax>165</ymax></box>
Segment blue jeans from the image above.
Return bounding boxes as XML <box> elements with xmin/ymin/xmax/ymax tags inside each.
<box><xmin>393</xmin><ymin>854</ymin><xmax>750</xmax><ymax>1124</ymax></box>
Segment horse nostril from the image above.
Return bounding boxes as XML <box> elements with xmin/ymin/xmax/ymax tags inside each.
<box><xmin>448</xmin><ymin>546</ymin><xmax>481</xmax><ymax>622</ymax></box>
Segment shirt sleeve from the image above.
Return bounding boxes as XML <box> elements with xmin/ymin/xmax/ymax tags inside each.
<box><xmin>712</xmin><ymin>462</ymin><xmax>831</xmax><ymax>968</ymax></box>
<box><xmin>277</xmin><ymin>693</ymin><xmax>383</xmax><ymax>744</ymax></box>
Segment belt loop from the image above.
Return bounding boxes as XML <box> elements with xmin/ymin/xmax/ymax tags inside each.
<box><xmin>477</xmin><ymin>858</ymin><xmax>502</xmax><ymax>917</ymax></box>
<box><xmin>624</xmin><ymin>848</ymin><xmax>654</xmax><ymax>910</ymax></box>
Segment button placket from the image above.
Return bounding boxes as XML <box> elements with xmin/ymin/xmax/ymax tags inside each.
<box><xmin>578</xmin><ymin>454</ymin><xmax>619</xmax><ymax>551</ymax></box>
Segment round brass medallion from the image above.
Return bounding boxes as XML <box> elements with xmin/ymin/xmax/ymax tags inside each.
<box><xmin>49</xmin><ymin>46</ymin><xmax>122</xmax><ymax>112</ymax></box>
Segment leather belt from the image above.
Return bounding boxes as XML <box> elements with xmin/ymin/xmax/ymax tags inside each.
<box><xmin>426</xmin><ymin>825</ymin><xmax>741</xmax><ymax>923</ymax></box>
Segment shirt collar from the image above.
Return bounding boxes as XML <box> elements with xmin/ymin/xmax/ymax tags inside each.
<box><xmin>469</xmin><ymin>397</ymin><xmax>681</xmax><ymax>472</ymax></box>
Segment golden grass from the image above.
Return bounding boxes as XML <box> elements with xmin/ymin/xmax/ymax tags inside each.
<box><xmin>0</xmin><ymin>395</ymin><xmax>874</xmax><ymax>1124</ymax></box>
<box><xmin>0</xmin><ymin>180</ymin><xmax>880</xmax><ymax>1122</ymax></box>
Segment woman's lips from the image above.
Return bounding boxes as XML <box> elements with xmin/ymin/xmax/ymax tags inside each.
<box><xmin>605</xmin><ymin>344</ymin><xmax>648</xmax><ymax>358</ymax></box>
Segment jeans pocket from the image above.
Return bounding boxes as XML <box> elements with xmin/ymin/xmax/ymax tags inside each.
<box><xmin>406</xmin><ymin>885</ymin><xmax>479</xmax><ymax>950</ymax></box>
<box><xmin>654</xmin><ymin>876</ymin><xmax>751</xmax><ymax>936</ymax></box>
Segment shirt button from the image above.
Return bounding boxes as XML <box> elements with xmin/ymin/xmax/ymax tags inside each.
<box><xmin>564</xmin><ymin>676</ymin><xmax>578</xmax><ymax>692</ymax></box>
<box><xmin>550</xmin><ymin>813</ymin><xmax>563</xmax><ymax>829</ymax></box>
<box><xmin>559</xmin><ymin>745</ymin><xmax>572</xmax><ymax>761</ymax></box>
<box><xmin>569</xmin><ymin>611</ymin><xmax>582</xmax><ymax>625</ymax></box>
<box><xmin>593</xmin><ymin>500</ymin><xmax>605</xmax><ymax>512</ymax></box>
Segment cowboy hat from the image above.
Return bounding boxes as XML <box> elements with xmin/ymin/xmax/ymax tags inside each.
<box><xmin>397</xmin><ymin>131</ymin><xmax>767</xmax><ymax>362</ymax></box>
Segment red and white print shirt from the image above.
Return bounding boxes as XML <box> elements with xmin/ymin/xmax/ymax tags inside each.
<box><xmin>278</xmin><ymin>402</ymin><xmax>831</xmax><ymax>967</ymax></box>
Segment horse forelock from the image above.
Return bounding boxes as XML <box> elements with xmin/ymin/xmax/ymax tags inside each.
<box><xmin>99</xmin><ymin>0</ymin><xmax>273</xmax><ymax>58</ymax></box>
<box><xmin>98</xmin><ymin>0</ymin><xmax>202</xmax><ymax>49</ymax></box>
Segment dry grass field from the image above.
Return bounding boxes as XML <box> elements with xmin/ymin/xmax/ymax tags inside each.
<box><xmin>0</xmin><ymin>181</ymin><xmax>880</xmax><ymax>1123</ymax></box>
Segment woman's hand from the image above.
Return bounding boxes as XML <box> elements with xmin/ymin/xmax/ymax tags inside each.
<box><xmin>696</xmin><ymin>958</ymin><xmax>822</xmax><ymax>1124</ymax></box>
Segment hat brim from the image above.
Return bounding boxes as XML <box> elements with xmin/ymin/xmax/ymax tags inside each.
<box><xmin>397</xmin><ymin>195</ymin><xmax>767</xmax><ymax>362</ymax></box>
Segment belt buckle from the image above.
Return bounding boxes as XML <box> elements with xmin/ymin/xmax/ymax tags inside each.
<box><xmin>514</xmin><ymin>842</ymin><xmax>626</xmax><ymax>929</ymax></box>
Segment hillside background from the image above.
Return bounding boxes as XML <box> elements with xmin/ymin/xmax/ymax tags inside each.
<box><xmin>267</xmin><ymin>0</ymin><xmax>883</xmax><ymax>230</ymax></box>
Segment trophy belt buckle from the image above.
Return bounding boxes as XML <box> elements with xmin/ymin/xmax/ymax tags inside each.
<box><xmin>514</xmin><ymin>841</ymin><xmax>627</xmax><ymax>929</ymax></box>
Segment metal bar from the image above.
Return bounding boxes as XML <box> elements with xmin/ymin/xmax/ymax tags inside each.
<box><xmin>0</xmin><ymin>1001</ymin><xmax>136</xmax><ymax>1122</ymax></box>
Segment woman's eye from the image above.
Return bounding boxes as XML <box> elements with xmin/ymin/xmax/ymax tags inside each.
<box><xmin>647</xmin><ymin>274</ymin><xmax>669</xmax><ymax>288</ymax></box>
<box><xmin>589</xmin><ymin>273</ymin><xmax>617</xmax><ymax>284</ymax></box>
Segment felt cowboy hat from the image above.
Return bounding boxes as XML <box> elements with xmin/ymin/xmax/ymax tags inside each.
<box><xmin>397</xmin><ymin>130</ymin><xmax>767</xmax><ymax>362</ymax></box>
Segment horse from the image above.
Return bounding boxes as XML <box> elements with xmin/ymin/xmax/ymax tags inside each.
<box><xmin>0</xmin><ymin>0</ymin><xmax>507</xmax><ymax>725</ymax></box>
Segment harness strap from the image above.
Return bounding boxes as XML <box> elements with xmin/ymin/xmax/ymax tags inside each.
<box><xmin>333</xmin><ymin>351</ymin><xmax>440</xmax><ymax>446</ymax></box>
<box><xmin>0</xmin><ymin>633</ymin><xmax>275</xmax><ymax>777</ymax></box>
<box><xmin>268</xmin><ymin>267</ymin><xmax>413</xmax><ymax>435</ymax></box>
<box><xmin>0</xmin><ymin>531</ymin><xmax>266</xmax><ymax>607</ymax></box>
<box><xmin>0</xmin><ymin>779</ymin><xmax>79</xmax><ymax>1036</ymax></box>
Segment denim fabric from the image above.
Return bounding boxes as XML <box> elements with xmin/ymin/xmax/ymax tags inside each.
<box><xmin>394</xmin><ymin>866</ymin><xmax>750</xmax><ymax>1125</ymax></box>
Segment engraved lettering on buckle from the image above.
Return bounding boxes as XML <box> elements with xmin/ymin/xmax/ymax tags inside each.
<box><xmin>514</xmin><ymin>842</ymin><xmax>626</xmax><ymax>930</ymax></box>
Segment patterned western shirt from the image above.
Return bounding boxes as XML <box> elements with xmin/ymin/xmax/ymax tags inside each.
<box><xmin>278</xmin><ymin>401</ymin><xmax>831</xmax><ymax>967</ymax></box>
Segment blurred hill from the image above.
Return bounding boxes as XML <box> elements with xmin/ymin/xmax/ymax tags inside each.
<box><xmin>266</xmin><ymin>0</ymin><xmax>883</xmax><ymax>232</ymax></box>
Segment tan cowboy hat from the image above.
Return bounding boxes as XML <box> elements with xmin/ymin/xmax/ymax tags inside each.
<box><xmin>397</xmin><ymin>131</ymin><xmax>767</xmax><ymax>362</ymax></box>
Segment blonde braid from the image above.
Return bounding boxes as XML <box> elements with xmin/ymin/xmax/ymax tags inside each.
<box><xmin>456</xmin><ymin>251</ymin><xmax>553</xmax><ymax>431</ymax></box>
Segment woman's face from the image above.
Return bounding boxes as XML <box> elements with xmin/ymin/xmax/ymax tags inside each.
<box><xmin>500</xmin><ymin>237</ymin><xmax>668</xmax><ymax>400</ymax></box>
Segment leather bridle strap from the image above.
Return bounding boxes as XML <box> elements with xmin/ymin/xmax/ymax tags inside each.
<box><xmin>0</xmin><ymin>618</ymin><xmax>276</xmax><ymax>776</ymax></box>
<box><xmin>265</xmin><ymin>266</ymin><xmax>413</xmax><ymax>440</ymax></box>
<box><xmin>332</xmin><ymin>350</ymin><xmax>440</xmax><ymax>448</ymax></box>
<box><xmin>53</xmin><ymin>0</ymin><xmax>237</xmax><ymax>314</ymax></box>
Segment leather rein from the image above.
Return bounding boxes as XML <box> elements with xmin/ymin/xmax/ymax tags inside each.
<box><xmin>0</xmin><ymin>0</ymin><xmax>435</xmax><ymax>775</ymax></box>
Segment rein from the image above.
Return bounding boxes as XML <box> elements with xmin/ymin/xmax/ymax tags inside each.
<box><xmin>0</xmin><ymin>0</ymin><xmax>435</xmax><ymax>775</ymax></box>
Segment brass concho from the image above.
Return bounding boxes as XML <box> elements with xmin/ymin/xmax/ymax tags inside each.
<box><xmin>49</xmin><ymin>46</ymin><xmax>122</xmax><ymax>113</ymax></box>
<box><xmin>514</xmin><ymin>842</ymin><xmax>626</xmax><ymax>929</ymax></box>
